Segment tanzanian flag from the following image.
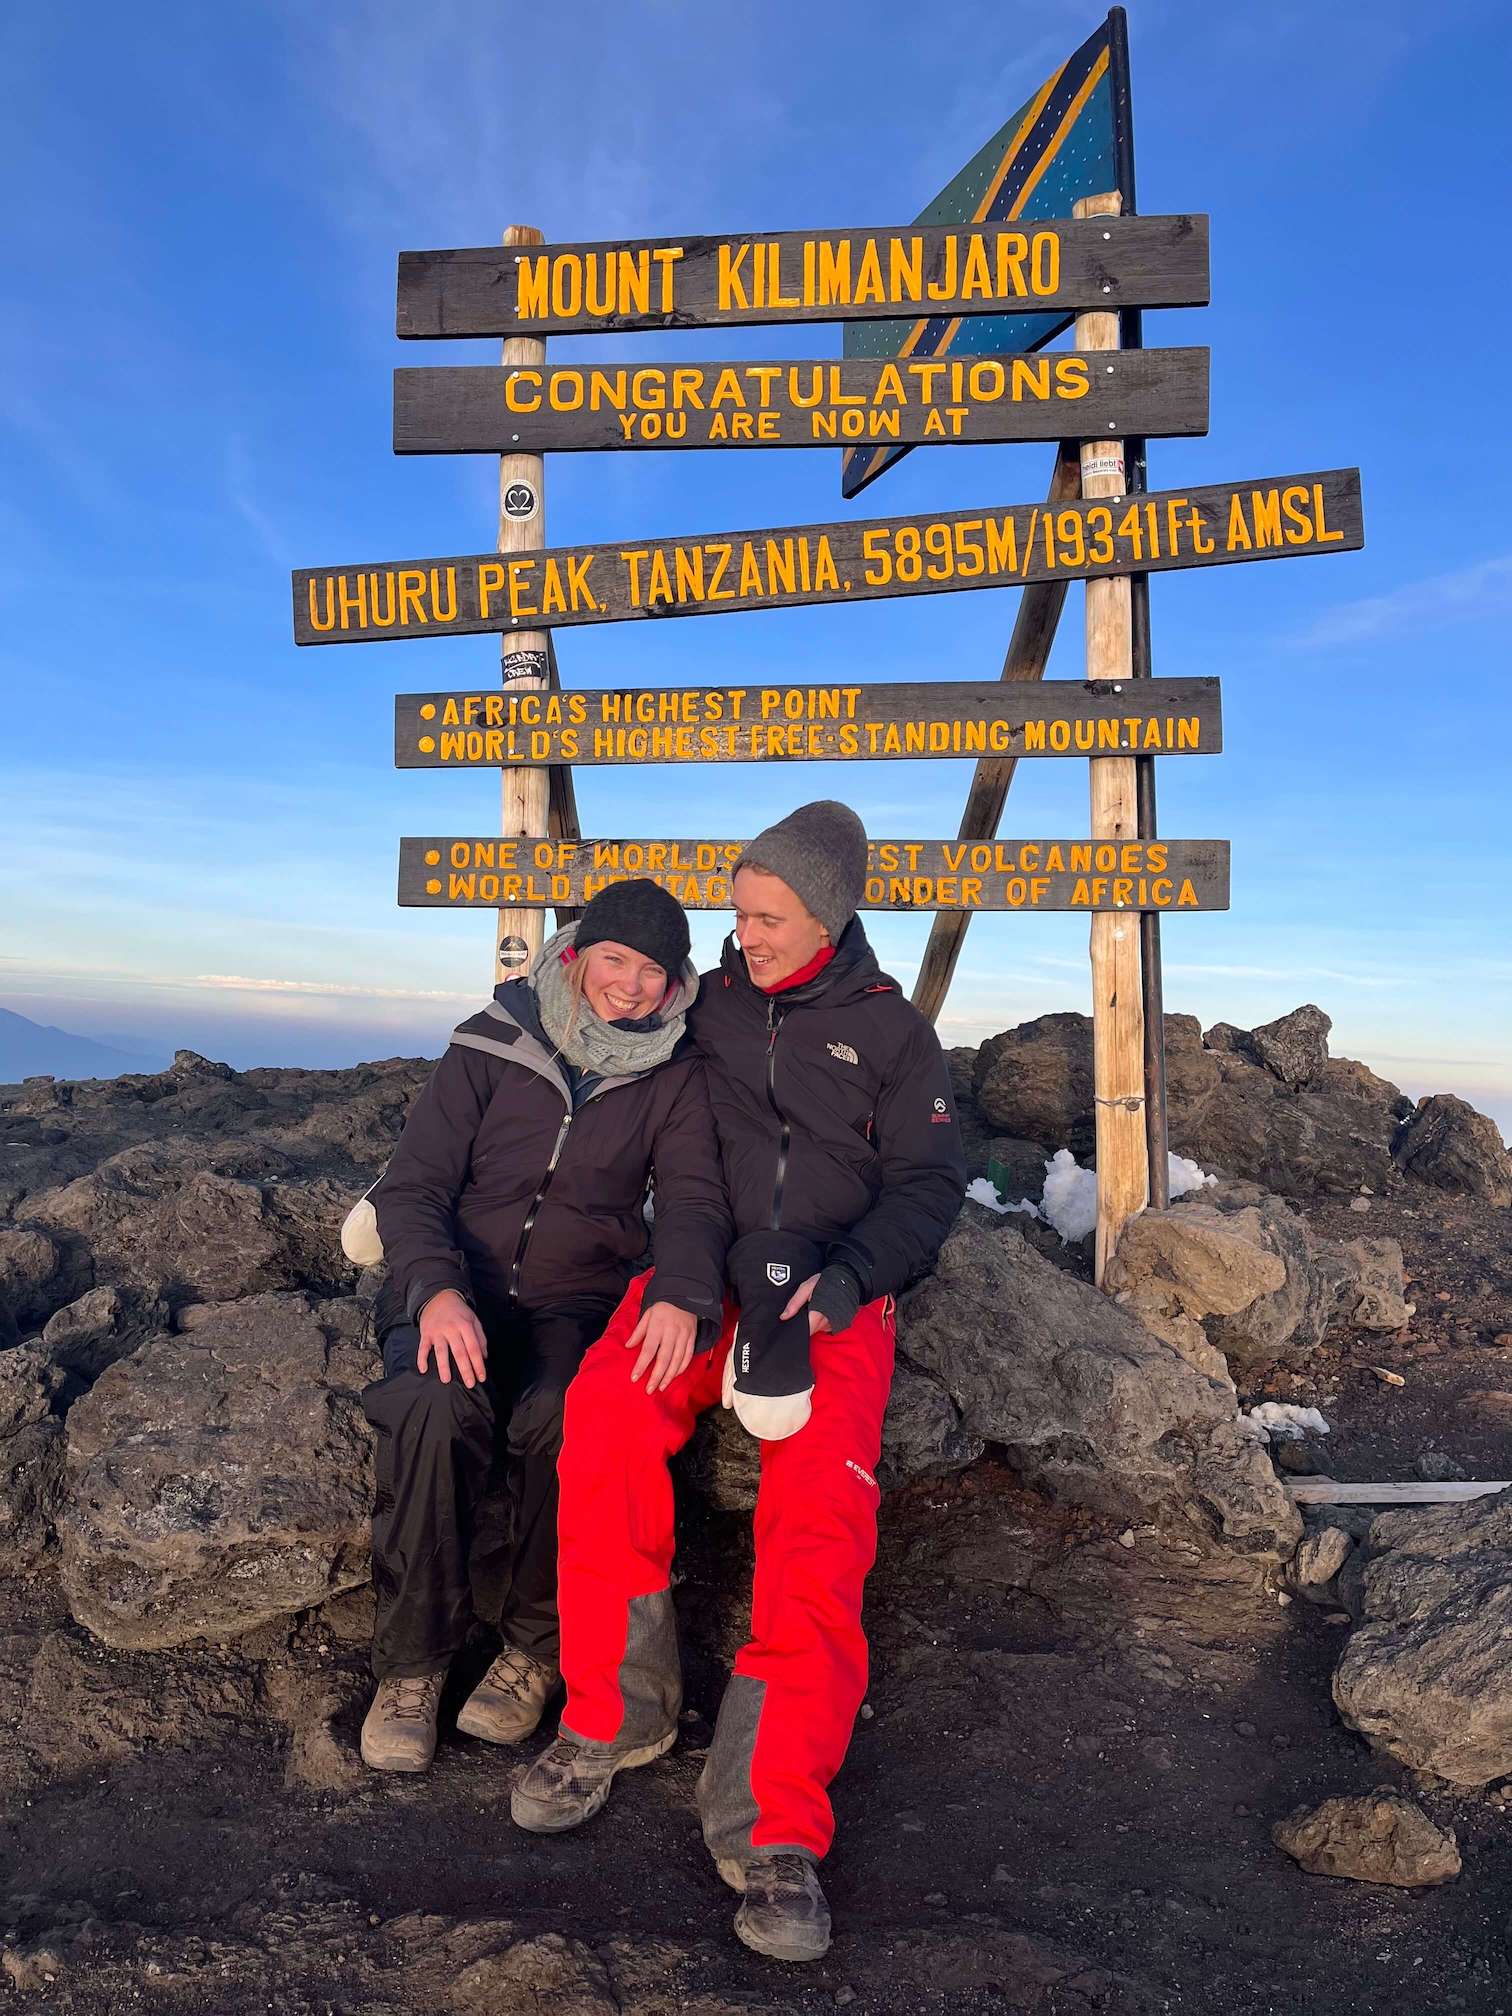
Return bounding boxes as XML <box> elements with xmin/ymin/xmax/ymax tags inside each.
<box><xmin>841</xmin><ymin>11</ymin><xmax>1128</xmax><ymax>499</ymax></box>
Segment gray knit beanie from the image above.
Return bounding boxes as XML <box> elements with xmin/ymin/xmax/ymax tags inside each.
<box><xmin>735</xmin><ymin>801</ymin><xmax>869</xmax><ymax>941</ymax></box>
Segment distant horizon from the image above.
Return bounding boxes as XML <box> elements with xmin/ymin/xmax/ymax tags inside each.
<box><xmin>6</xmin><ymin>973</ymin><xmax>1509</xmax><ymax>1142</ymax></box>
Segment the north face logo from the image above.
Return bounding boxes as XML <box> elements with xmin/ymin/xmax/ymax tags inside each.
<box><xmin>827</xmin><ymin>1041</ymin><xmax>859</xmax><ymax>1065</ymax></box>
<box><xmin>766</xmin><ymin>1261</ymin><xmax>791</xmax><ymax>1286</ymax></box>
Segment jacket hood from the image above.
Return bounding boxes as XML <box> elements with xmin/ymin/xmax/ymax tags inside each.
<box><xmin>717</xmin><ymin>917</ymin><xmax>895</xmax><ymax>1009</ymax></box>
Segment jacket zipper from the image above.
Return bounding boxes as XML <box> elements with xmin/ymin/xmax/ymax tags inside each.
<box><xmin>765</xmin><ymin>997</ymin><xmax>790</xmax><ymax>1230</ymax></box>
<box><xmin>508</xmin><ymin>1104</ymin><xmax>573</xmax><ymax>1298</ymax></box>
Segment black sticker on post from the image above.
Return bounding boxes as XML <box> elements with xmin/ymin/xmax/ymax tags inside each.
<box><xmin>503</xmin><ymin>481</ymin><xmax>538</xmax><ymax>520</ymax></box>
<box><xmin>497</xmin><ymin>934</ymin><xmax>530</xmax><ymax>969</ymax></box>
<box><xmin>502</xmin><ymin>647</ymin><xmax>549</xmax><ymax>684</ymax></box>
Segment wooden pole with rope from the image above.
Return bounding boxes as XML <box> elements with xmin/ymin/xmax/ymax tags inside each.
<box><xmin>1074</xmin><ymin>190</ymin><xmax>1148</xmax><ymax>1284</ymax></box>
<box><xmin>494</xmin><ymin>222</ymin><xmax>552</xmax><ymax>982</ymax></box>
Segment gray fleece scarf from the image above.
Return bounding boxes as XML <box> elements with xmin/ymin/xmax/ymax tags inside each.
<box><xmin>531</xmin><ymin>923</ymin><xmax>697</xmax><ymax>1078</ymax></box>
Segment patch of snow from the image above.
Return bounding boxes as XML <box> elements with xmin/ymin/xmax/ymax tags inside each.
<box><xmin>1036</xmin><ymin>1148</ymin><xmax>1221</xmax><ymax>1244</ymax></box>
<box><xmin>1042</xmin><ymin>1149</ymin><xmax>1099</xmax><ymax>1243</ymax></box>
<box><xmin>1239</xmin><ymin>1402</ymin><xmax>1331</xmax><ymax>1444</ymax></box>
<box><xmin>1168</xmin><ymin>1154</ymin><xmax>1217</xmax><ymax>1200</ymax></box>
<box><xmin>965</xmin><ymin>1176</ymin><xmax>1041</xmax><ymax>1218</ymax></box>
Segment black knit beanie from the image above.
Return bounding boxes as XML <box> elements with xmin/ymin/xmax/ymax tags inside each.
<box><xmin>574</xmin><ymin>878</ymin><xmax>690</xmax><ymax>978</ymax></box>
<box><xmin>735</xmin><ymin>800</ymin><xmax>869</xmax><ymax>941</ymax></box>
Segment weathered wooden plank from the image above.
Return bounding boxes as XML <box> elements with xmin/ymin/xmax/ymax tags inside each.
<box><xmin>293</xmin><ymin>470</ymin><xmax>1363</xmax><ymax>645</ymax></box>
<box><xmin>398</xmin><ymin>837</ymin><xmax>1230</xmax><ymax>912</ymax></box>
<box><xmin>396</xmin><ymin>215</ymin><xmax>1210</xmax><ymax>339</ymax></box>
<box><xmin>392</xmin><ymin>348</ymin><xmax>1210</xmax><ymax>456</ymax></box>
<box><xmin>1284</xmin><ymin>1480</ymin><xmax>1510</xmax><ymax>1506</ymax></box>
<box><xmin>392</xmin><ymin>677</ymin><xmax>1221</xmax><ymax>769</ymax></box>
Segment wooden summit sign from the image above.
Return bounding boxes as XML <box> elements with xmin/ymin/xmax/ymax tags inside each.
<box><xmin>392</xmin><ymin>678</ymin><xmax>1221</xmax><ymax>769</ymax></box>
<box><xmin>399</xmin><ymin>836</ymin><xmax>1231</xmax><ymax>913</ymax></box>
<box><xmin>293</xmin><ymin>470</ymin><xmax>1361</xmax><ymax>644</ymax></box>
<box><xmin>395</xmin><ymin>215</ymin><xmax>1210</xmax><ymax>338</ymax></box>
<box><xmin>392</xmin><ymin>347</ymin><xmax>1210</xmax><ymax>456</ymax></box>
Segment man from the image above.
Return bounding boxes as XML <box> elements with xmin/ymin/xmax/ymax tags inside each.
<box><xmin>512</xmin><ymin>802</ymin><xmax>966</xmax><ymax>1962</ymax></box>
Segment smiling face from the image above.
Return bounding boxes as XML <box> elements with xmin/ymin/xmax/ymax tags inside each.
<box><xmin>732</xmin><ymin>865</ymin><xmax>829</xmax><ymax>988</ymax></box>
<box><xmin>576</xmin><ymin>939</ymin><xmax>669</xmax><ymax>1022</ymax></box>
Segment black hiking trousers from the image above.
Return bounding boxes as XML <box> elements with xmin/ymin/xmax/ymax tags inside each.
<box><xmin>362</xmin><ymin>1282</ymin><xmax>616</xmax><ymax>1680</ymax></box>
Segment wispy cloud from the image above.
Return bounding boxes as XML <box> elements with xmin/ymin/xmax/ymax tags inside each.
<box><xmin>224</xmin><ymin>435</ymin><xmax>293</xmax><ymax>570</ymax></box>
<box><xmin>196</xmin><ymin>973</ymin><xmax>470</xmax><ymax>1002</ymax></box>
<box><xmin>1161</xmin><ymin>961</ymin><xmax>1395</xmax><ymax>988</ymax></box>
<box><xmin>1299</xmin><ymin>553</ymin><xmax>1512</xmax><ymax>647</ymax></box>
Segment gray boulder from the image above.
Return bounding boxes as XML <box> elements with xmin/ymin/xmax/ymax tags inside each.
<box><xmin>1393</xmin><ymin>1095</ymin><xmax>1511</xmax><ymax>1207</ymax></box>
<box><xmin>966</xmin><ymin>1007</ymin><xmax>1417</xmax><ymax>1200</ymax></box>
<box><xmin>901</xmin><ymin>1217</ymin><xmax>1299</xmax><ymax>1554</ymax></box>
<box><xmin>30</xmin><ymin>1147</ymin><xmax>352</xmax><ymax>1304</ymax></box>
<box><xmin>877</xmin><ymin>1357</ymin><xmax>984</xmax><ymax>1491</ymax></box>
<box><xmin>0</xmin><ymin>1347</ymin><xmax>67</xmax><ymax>1569</ymax></box>
<box><xmin>1326</xmin><ymin>1238</ymin><xmax>1413</xmax><ymax>1332</ymax></box>
<box><xmin>1247</xmin><ymin>1004</ymin><xmax>1332</xmax><ymax>1089</ymax></box>
<box><xmin>1103</xmin><ymin>1181</ymin><xmax>1408</xmax><ymax>1375</ymax></box>
<box><xmin>40</xmin><ymin>1285</ymin><xmax>169</xmax><ymax>1383</ymax></box>
<box><xmin>1286</xmin><ymin>1523</ymin><xmax>1355</xmax><ymax>1607</ymax></box>
<box><xmin>58</xmin><ymin>1292</ymin><xmax>375</xmax><ymax>1650</ymax></box>
<box><xmin>1333</xmin><ymin>1486</ymin><xmax>1512</xmax><ymax>1786</ymax></box>
<box><xmin>1273</xmin><ymin>1791</ymin><xmax>1459</xmax><ymax>1887</ymax></box>
<box><xmin>0</xmin><ymin>1225</ymin><xmax>67</xmax><ymax>1338</ymax></box>
<box><xmin>973</xmin><ymin>1013</ymin><xmax>1096</xmax><ymax>1156</ymax></box>
<box><xmin>1102</xmin><ymin>1200</ymin><xmax>1286</xmax><ymax>1379</ymax></box>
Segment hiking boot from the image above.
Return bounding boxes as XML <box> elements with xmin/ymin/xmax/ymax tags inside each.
<box><xmin>360</xmin><ymin>1669</ymin><xmax>446</xmax><ymax>1773</ymax></box>
<box><xmin>510</xmin><ymin>1728</ymin><xmax>677</xmax><ymax>1834</ymax></box>
<box><xmin>718</xmin><ymin>1852</ymin><xmax>832</xmax><ymax>1963</ymax></box>
<box><xmin>456</xmin><ymin>1643</ymin><xmax>558</xmax><ymax>1746</ymax></box>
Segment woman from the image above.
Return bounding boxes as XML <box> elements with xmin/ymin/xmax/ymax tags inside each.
<box><xmin>357</xmin><ymin>879</ymin><xmax>729</xmax><ymax>1774</ymax></box>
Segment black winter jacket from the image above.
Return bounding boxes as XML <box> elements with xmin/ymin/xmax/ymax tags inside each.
<box><xmin>686</xmin><ymin>922</ymin><xmax>966</xmax><ymax>1305</ymax></box>
<box><xmin>372</xmin><ymin>981</ymin><xmax>730</xmax><ymax>1328</ymax></box>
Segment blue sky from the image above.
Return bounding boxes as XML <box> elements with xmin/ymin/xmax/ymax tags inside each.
<box><xmin>3</xmin><ymin>0</ymin><xmax>1509</xmax><ymax>1128</ymax></box>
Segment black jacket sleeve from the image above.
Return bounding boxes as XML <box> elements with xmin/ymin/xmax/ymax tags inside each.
<box><xmin>823</xmin><ymin>1012</ymin><xmax>966</xmax><ymax>1303</ymax></box>
<box><xmin>371</xmin><ymin>1043</ymin><xmax>500</xmax><ymax>1323</ymax></box>
<box><xmin>641</xmin><ymin>1058</ymin><xmax>733</xmax><ymax>1342</ymax></box>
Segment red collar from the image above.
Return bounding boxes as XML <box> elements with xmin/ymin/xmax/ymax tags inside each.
<box><xmin>756</xmin><ymin>945</ymin><xmax>836</xmax><ymax>995</ymax></box>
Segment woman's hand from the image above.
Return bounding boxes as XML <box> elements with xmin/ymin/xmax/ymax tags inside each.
<box><xmin>624</xmin><ymin>1300</ymin><xmax>699</xmax><ymax>1394</ymax></box>
<box><xmin>779</xmin><ymin>1274</ymin><xmax>832</xmax><ymax>1338</ymax></box>
<box><xmin>417</xmin><ymin>1290</ymin><xmax>489</xmax><ymax>1388</ymax></box>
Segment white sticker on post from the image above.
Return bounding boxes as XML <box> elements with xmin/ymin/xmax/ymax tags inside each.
<box><xmin>1083</xmin><ymin>452</ymin><xmax>1125</xmax><ymax>483</ymax></box>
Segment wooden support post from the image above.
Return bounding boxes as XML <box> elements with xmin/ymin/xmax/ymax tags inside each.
<box><xmin>910</xmin><ymin>442</ymin><xmax>1080</xmax><ymax>1024</ymax></box>
<box><xmin>1107</xmin><ymin>8</ymin><xmax>1172</xmax><ymax>1211</ymax></box>
<box><xmin>545</xmin><ymin>632</ymin><xmax>584</xmax><ymax>930</ymax></box>
<box><xmin>1075</xmin><ymin>191</ymin><xmax>1148</xmax><ymax>1285</ymax></box>
<box><xmin>494</xmin><ymin>222</ymin><xmax>552</xmax><ymax>983</ymax></box>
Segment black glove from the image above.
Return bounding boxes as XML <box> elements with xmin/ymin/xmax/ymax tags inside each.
<box><xmin>724</xmin><ymin>1230</ymin><xmax>824</xmax><ymax>1441</ymax></box>
<box><xmin>808</xmin><ymin>1261</ymin><xmax>864</xmax><ymax>1336</ymax></box>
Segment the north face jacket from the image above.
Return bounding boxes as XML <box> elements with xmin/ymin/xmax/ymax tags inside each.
<box><xmin>372</xmin><ymin>979</ymin><xmax>730</xmax><ymax>1328</ymax></box>
<box><xmin>686</xmin><ymin>921</ymin><xmax>966</xmax><ymax>1304</ymax></box>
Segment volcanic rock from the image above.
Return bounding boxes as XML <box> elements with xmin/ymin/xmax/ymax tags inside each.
<box><xmin>1247</xmin><ymin>1005</ymin><xmax>1332</xmax><ymax>1090</ymax></box>
<box><xmin>58</xmin><ymin>1292</ymin><xmax>375</xmax><ymax>1649</ymax></box>
<box><xmin>900</xmin><ymin>1216</ymin><xmax>1298</xmax><ymax>1554</ymax></box>
<box><xmin>40</xmin><ymin>1285</ymin><xmax>169</xmax><ymax>1383</ymax></box>
<box><xmin>1102</xmin><ymin>1203</ymin><xmax>1286</xmax><ymax>1378</ymax></box>
<box><xmin>0</xmin><ymin>1225</ymin><xmax>66</xmax><ymax>1337</ymax></box>
<box><xmin>1393</xmin><ymin>1094</ymin><xmax>1512</xmax><ymax>1207</ymax></box>
<box><xmin>1333</xmin><ymin>1486</ymin><xmax>1512</xmax><ymax>1785</ymax></box>
<box><xmin>973</xmin><ymin>1014</ymin><xmax>1097</xmax><ymax>1157</ymax></box>
<box><xmin>0</xmin><ymin>1348</ymin><xmax>67</xmax><ymax>1569</ymax></box>
<box><xmin>1273</xmin><ymin>1791</ymin><xmax>1459</xmax><ymax>1886</ymax></box>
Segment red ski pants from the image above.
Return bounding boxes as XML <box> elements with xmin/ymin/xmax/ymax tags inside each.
<box><xmin>556</xmin><ymin>1270</ymin><xmax>895</xmax><ymax>1863</ymax></box>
